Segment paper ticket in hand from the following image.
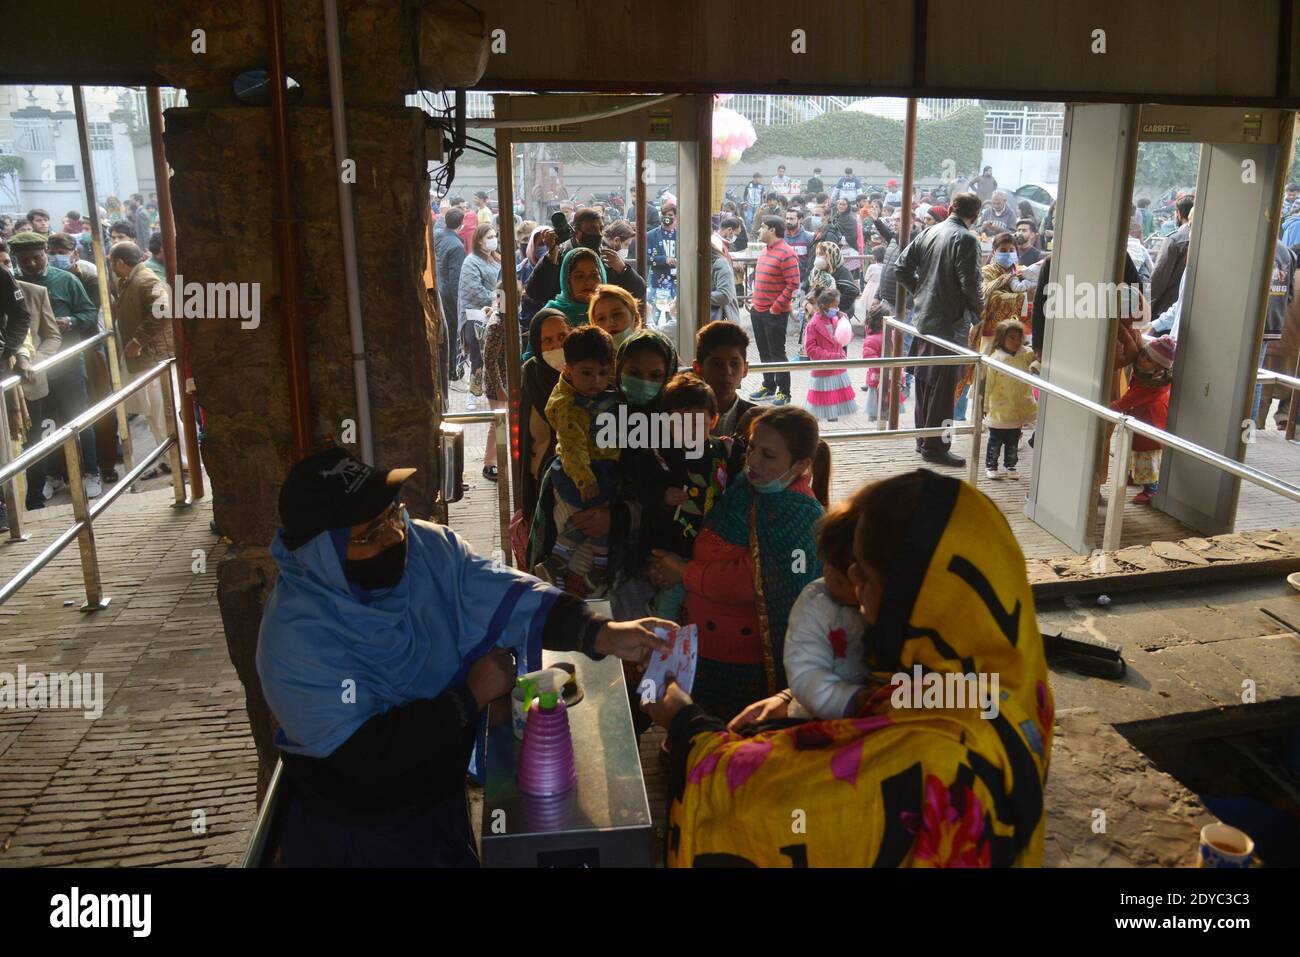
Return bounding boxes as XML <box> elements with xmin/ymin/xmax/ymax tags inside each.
<box><xmin>638</xmin><ymin>624</ymin><xmax>698</xmax><ymax>704</ymax></box>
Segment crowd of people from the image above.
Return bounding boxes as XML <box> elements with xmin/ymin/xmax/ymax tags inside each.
<box><xmin>432</xmin><ymin>164</ymin><xmax>1291</xmax><ymax>497</ymax></box>
<box><xmin>259</xmin><ymin>354</ymin><xmax>1054</xmax><ymax>867</ymax></box>
<box><xmin>0</xmin><ymin>198</ymin><xmax>184</xmax><ymax>527</ymax></box>
<box><xmin>243</xmin><ymin>162</ymin><xmax>1300</xmax><ymax>868</ymax></box>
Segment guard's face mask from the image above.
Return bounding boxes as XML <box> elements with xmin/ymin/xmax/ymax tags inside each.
<box><xmin>345</xmin><ymin>538</ymin><xmax>408</xmax><ymax>590</ymax></box>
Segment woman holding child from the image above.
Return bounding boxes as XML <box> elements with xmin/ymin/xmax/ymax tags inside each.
<box><xmin>954</xmin><ymin>232</ymin><xmax>1033</xmax><ymax>417</ymax></box>
<box><xmin>525</xmin><ymin>326</ymin><xmax>678</xmax><ymax>605</ymax></box>
<box><xmin>644</xmin><ymin>469</ymin><xmax>1054</xmax><ymax>868</ymax></box>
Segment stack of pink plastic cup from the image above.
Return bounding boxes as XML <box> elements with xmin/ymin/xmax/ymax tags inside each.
<box><xmin>517</xmin><ymin>692</ymin><xmax>577</xmax><ymax>796</ymax></box>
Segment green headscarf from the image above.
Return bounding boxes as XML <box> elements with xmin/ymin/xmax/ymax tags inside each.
<box><xmin>544</xmin><ymin>246</ymin><xmax>607</xmax><ymax>326</ymax></box>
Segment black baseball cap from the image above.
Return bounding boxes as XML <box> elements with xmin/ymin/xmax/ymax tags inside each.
<box><xmin>278</xmin><ymin>447</ymin><xmax>416</xmax><ymax>549</ymax></box>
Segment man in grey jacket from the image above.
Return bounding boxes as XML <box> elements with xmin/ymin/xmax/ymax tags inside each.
<box><xmin>894</xmin><ymin>192</ymin><xmax>985</xmax><ymax>466</ymax></box>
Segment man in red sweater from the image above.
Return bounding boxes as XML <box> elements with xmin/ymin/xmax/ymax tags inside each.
<box><xmin>747</xmin><ymin>216</ymin><xmax>801</xmax><ymax>405</ymax></box>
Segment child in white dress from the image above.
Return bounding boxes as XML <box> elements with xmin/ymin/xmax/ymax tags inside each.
<box><xmin>783</xmin><ymin>493</ymin><xmax>872</xmax><ymax>719</ymax></box>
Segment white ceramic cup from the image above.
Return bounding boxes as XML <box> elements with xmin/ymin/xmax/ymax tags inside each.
<box><xmin>1198</xmin><ymin>823</ymin><xmax>1254</xmax><ymax>868</ymax></box>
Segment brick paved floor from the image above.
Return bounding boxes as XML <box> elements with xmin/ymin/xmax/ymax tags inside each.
<box><xmin>0</xmin><ymin>489</ymin><xmax>257</xmax><ymax>867</ymax></box>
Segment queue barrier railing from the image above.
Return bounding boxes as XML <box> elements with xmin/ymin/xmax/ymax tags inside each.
<box><xmin>858</xmin><ymin>316</ymin><xmax>1300</xmax><ymax>551</ymax></box>
<box><xmin>0</xmin><ymin>349</ymin><xmax>189</xmax><ymax>609</ymax></box>
<box><xmin>440</xmin><ymin>409</ymin><xmax>512</xmax><ymax>565</ymax></box>
<box><xmin>433</xmin><ymin>337</ymin><xmax>1300</xmax><ymax>562</ymax></box>
<box><xmin>0</xmin><ymin>331</ymin><xmax>117</xmax><ymax>544</ymax></box>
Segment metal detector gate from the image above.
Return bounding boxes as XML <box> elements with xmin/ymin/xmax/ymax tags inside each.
<box><xmin>1028</xmin><ymin>104</ymin><xmax>1297</xmax><ymax>551</ymax></box>
<box><xmin>485</xmin><ymin>94</ymin><xmax>713</xmax><ymax>518</ymax></box>
<box><xmin>1149</xmin><ymin>107</ymin><xmax>1297</xmax><ymax>535</ymax></box>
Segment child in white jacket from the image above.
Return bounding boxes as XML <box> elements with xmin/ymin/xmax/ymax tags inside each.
<box><xmin>783</xmin><ymin>494</ymin><xmax>871</xmax><ymax>719</ymax></box>
<box><xmin>983</xmin><ymin>318</ymin><xmax>1038</xmax><ymax>480</ymax></box>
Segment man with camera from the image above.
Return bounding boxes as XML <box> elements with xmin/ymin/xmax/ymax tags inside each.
<box><xmin>524</xmin><ymin>207</ymin><xmax>647</xmax><ymax>307</ymax></box>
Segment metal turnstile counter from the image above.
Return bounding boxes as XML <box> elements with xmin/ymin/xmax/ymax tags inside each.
<box><xmin>481</xmin><ymin>649</ymin><xmax>656</xmax><ymax>867</ymax></box>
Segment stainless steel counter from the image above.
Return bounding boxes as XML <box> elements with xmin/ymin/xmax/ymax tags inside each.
<box><xmin>481</xmin><ymin>648</ymin><xmax>656</xmax><ymax>867</ymax></box>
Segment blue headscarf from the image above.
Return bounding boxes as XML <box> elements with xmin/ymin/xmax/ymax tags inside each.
<box><xmin>257</xmin><ymin>514</ymin><xmax>562</xmax><ymax>758</ymax></box>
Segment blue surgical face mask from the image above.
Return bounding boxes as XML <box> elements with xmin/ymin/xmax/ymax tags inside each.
<box><xmin>611</xmin><ymin>327</ymin><xmax>635</xmax><ymax>349</ymax></box>
<box><xmin>49</xmin><ymin>254</ymin><xmax>71</xmax><ymax>269</ymax></box>
<box><xmin>620</xmin><ymin>374</ymin><xmax>661</xmax><ymax>406</ymax></box>
<box><xmin>994</xmin><ymin>251</ymin><xmax>1017</xmax><ymax>268</ymax></box>
<box><xmin>751</xmin><ymin>465</ymin><xmax>797</xmax><ymax>494</ymax></box>
<box><xmin>826</xmin><ymin>307</ymin><xmax>839</xmax><ymax>316</ymax></box>
<box><xmin>807</xmin><ymin>216</ymin><xmax>822</xmax><ymax>230</ymax></box>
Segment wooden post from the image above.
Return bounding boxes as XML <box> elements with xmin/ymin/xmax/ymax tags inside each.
<box><xmin>148</xmin><ymin>86</ymin><xmax>204</xmax><ymax>498</ymax></box>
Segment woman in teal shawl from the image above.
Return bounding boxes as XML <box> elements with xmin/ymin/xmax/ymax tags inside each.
<box><xmin>544</xmin><ymin>246</ymin><xmax>607</xmax><ymax>326</ymax></box>
<box><xmin>646</xmin><ymin>407</ymin><xmax>830</xmax><ymax>722</ymax></box>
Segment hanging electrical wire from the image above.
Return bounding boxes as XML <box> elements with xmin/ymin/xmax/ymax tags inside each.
<box><xmin>423</xmin><ymin>90</ymin><xmax>496</xmax><ymax>197</ymax></box>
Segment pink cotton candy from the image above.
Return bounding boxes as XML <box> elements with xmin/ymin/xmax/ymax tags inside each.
<box><xmin>833</xmin><ymin>318</ymin><xmax>853</xmax><ymax>347</ymax></box>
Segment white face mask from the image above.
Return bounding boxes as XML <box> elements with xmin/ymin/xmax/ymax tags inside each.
<box><xmin>814</xmin><ymin>256</ymin><xmax>828</xmax><ymax>270</ymax></box>
<box><xmin>542</xmin><ymin>347</ymin><xmax>565</xmax><ymax>372</ymax></box>
<box><xmin>484</xmin><ymin>237</ymin><xmax>499</xmax><ymax>252</ymax></box>
<box><xmin>617</xmin><ymin>246</ymin><xmax>629</xmax><ymax>260</ymax></box>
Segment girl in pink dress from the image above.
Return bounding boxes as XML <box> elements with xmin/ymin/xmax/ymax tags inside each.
<box><xmin>803</xmin><ymin>288</ymin><xmax>858</xmax><ymax>422</ymax></box>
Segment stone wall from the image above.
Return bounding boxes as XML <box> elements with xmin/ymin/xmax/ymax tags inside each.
<box><xmin>150</xmin><ymin>0</ymin><xmax>487</xmax><ymax>793</ymax></box>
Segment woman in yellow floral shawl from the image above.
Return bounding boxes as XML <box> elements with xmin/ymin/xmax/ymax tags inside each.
<box><xmin>643</xmin><ymin>469</ymin><xmax>1053</xmax><ymax>867</ymax></box>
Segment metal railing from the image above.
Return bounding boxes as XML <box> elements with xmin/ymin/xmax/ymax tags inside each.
<box><xmin>435</xmin><ymin>334</ymin><xmax>1300</xmax><ymax>562</ymax></box>
<box><xmin>441</xmin><ymin>409</ymin><xmax>512</xmax><ymax>565</ymax></box>
<box><xmin>0</xmin><ymin>331</ymin><xmax>118</xmax><ymax>543</ymax></box>
<box><xmin>0</xmin><ymin>346</ymin><xmax>189</xmax><ymax>609</ymax></box>
<box><xmin>240</xmin><ymin>757</ymin><xmax>286</xmax><ymax>868</ymax></box>
<box><xmin>875</xmin><ymin>316</ymin><xmax>1300</xmax><ymax>550</ymax></box>
<box><xmin>725</xmin><ymin>94</ymin><xmax>982</xmax><ymax>126</ymax></box>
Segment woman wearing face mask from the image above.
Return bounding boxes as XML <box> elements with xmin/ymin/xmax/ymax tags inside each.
<box><xmin>803</xmin><ymin>205</ymin><xmax>845</xmax><ymax>275</ymax></box>
<box><xmin>516</xmin><ymin>309</ymin><xmax>572</xmax><ymax>541</ymax></box>
<box><xmin>258</xmin><ymin>447</ymin><xmax>673</xmax><ymax>867</ymax></box>
<box><xmin>720</xmin><ymin>202</ymin><xmax>749</xmax><ymax>254</ymax></box>
<box><xmin>802</xmin><ymin>241</ymin><xmax>860</xmax><ymax>347</ymax></box>
<box><xmin>456</xmin><ymin>224</ymin><xmax>501</xmax><ymax>408</ymax></box>
<box><xmin>518</xmin><ymin>225</ymin><xmax>552</xmax><ymax>342</ymax></box>
<box><xmin>954</xmin><ymin>232</ymin><xmax>1032</xmax><ymax>420</ymax></box>
<box><xmin>601</xmin><ymin>220</ymin><xmax>636</xmax><ymax>266</ymax></box>
<box><xmin>833</xmin><ymin>198</ymin><xmax>861</xmax><ymax>256</ymax></box>
<box><xmin>526</xmin><ymin>329</ymin><xmax>679</xmax><ymax>609</ymax></box>
<box><xmin>588</xmin><ymin>284</ymin><xmax>644</xmax><ymax>381</ymax></box>
<box><xmin>479</xmin><ymin>280</ymin><xmax>515</xmax><ymax>483</ymax></box>
<box><xmin>645</xmin><ymin>407</ymin><xmax>830</xmax><ymax>722</ymax></box>
<box><xmin>642</xmin><ymin>470</ymin><xmax>1053</xmax><ymax>868</ymax></box>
